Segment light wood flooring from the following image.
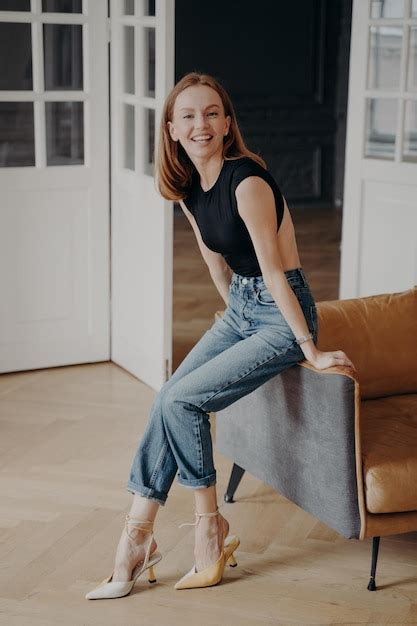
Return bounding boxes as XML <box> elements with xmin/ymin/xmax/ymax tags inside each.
<box><xmin>1</xmin><ymin>208</ymin><xmax>417</xmax><ymax>625</ymax></box>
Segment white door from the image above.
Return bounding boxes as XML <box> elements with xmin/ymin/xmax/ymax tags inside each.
<box><xmin>340</xmin><ymin>0</ymin><xmax>417</xmax><ymax>298</ymax></box>
<box><xmin>0</xmin><ymin>0</ymin><xmax>110</xmax><ymax>372</ymax></box>
<box><xmin>110</xmin><ymin>0</ymin><xmax>174</xmax><ymax>391</ymax></box>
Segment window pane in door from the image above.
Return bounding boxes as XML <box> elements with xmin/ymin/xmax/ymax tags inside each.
<box><xmin>0</xmin><ymin>23</ymin><xmax>32</xmax><ymax>90</ymax></box>
<box><xmin>124</xmin><ymin>0</ymin><xmax>134</xmax><ymax>15</ymax></box>
<box><xmin>368</xmin><ymin>26</ymin><xmax>402</xmax><ymax>90</ymax></box>
<box><xmin>412</xmin><ymin>0</ymin><xmax>417</xmax><ymax>17</ymax></box>
<box><xmin>408</xmin><ymin>27</ymin><xmax>417</xmax><ymax>91</ymax></box>
<box><xmin>145</xmin><ymin>107</ymin><xmax>154</xmax><ymax>175</ymax></box>
<box><xmin>42</xmin><ymin>0</ymin><xmax>82</xmax><ymax>12</ymax></box>
<box><xmin>123</xmin><ymin>26</ymin><xmax>134</xmax><ymax>94</ymax></box>
<box><xmin>124</xmin><ymin>104</ymin><xmax>135</xmax><ymax>170</ymax></box>
<box><xmin>370</xmin><ymin>0</ymin><xmax>404</xmax><ymax>18</ymax></box>
<box><xmin>43</xmin><ymin>24</ymin><xmax>83</xmax><ymax>90</ymax></box>
<box><xmin>0</xmin><ymin>0</ymin><xmax>30</xmax><ymax>9</ymax></box>
<box><xmin>403</xmin><ymin>100</ymin><xmax>417</xmax><ymax>161</ymax></box>
<box><xmin>145</xmin><ymin>27</ymin><xmax>155</xmax><ymax>97</ymax></box>
<box><xmin>364</xmin><ymin>98</ymin><xmax>397</xmax><ymax>159</ymax></box>
<box><xmin>0</xmin><ymin>102</ymin><xmax>35</xmax><ymax>167</ymax></box>
<box><xmin>145</xmin><ymin>0</ymin><xmax>155</xmax><ymax>16</ymax></box>
<box><xmin>45</xmin><ymin>101</ymin><xmax>84</xmax><ymax>165</ymax></box>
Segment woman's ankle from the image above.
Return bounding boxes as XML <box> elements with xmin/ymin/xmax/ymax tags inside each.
<box><xmin>194</xmin><ymin>485</ymin><xmax>218</xmax><ymax>514</ymax></box>
<box><xmin>129</xmin><ymin>494</ymin><xmax>160</xmax><ymax>522</ymax></box>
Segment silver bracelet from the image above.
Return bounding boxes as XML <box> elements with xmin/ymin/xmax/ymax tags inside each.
<box><xmin>295</xmin><ymin>332</ymin><xmax>313</xmax><ymax>345</ymax></box>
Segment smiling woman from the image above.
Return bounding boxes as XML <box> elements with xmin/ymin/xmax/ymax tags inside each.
<box><xmin>157</xmin><ymin>73</ymin><xmax>266</xmax><ymax>199</ymax></box>
<box><xmin>85</xmin><ymin>71</ymin><xmax>357</xmax><ymax>601</ymax></box>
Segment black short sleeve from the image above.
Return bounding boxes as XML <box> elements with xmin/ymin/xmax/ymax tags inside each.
<box><xmin>230</xmin><ymin>158</ymin><xmax>285</xmax><ymax>231</ymax></box>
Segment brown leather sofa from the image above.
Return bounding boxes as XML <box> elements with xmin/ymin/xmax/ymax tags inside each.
<box><xmin>215</xmin><ymin>285</ymin><xmax>417</xmax><ymax>590</ymax></box>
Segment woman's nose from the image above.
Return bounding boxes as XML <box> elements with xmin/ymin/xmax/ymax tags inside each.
<box><xmin>194</xmin><ymin>114</ymin><xmax>208</xmax><ymax>129</ymax></box>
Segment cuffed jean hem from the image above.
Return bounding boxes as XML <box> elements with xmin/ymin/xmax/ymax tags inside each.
<box><xmin>126</xmin><ymin>480</ymin><xmax>167</xmax><ymax>506</ymax></box>
<box><xmin>176</xmin><ymin>471</ymin><xmax>217</xmax><ymax>489</ymax></box>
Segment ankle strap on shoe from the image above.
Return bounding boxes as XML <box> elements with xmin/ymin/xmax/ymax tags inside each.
<box><xmin>125</xmin><ymin>513</ymin><xmax>154</xmax><ymax>535</ymax></box>
<box><xmin>124</xmin><ymin>515</ymin><xmax>156</xmax><ymax>569</ymax></box>
<box><xmin>178</xmin><ymin>506</ymin><xmax>219</xmax><ymax>528</ymax></box>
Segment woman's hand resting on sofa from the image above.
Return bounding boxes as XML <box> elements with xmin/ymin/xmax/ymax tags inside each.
<box><xmin>307</xmin><ymin>349</ymin><xmax>357</xmax><ymax>372</ymax></box>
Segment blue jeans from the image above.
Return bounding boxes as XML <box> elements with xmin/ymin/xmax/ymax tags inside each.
<box><xmin>126</xmin><ymin>267</ymin><xmax>318</xmax><ymax>506</ymax></box>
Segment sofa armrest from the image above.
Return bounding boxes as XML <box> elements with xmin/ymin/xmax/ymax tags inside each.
<box><xmin>215</xmin><ymin>360</ymin><xmax>365</xmax><ymax>539</ymax></box>
<box><xmin>298</xmin><ymin>361</ymin><xmax>366</xmax><ymax>539</ymax></box>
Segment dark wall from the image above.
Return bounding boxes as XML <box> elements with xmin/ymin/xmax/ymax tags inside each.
<box><xmin>334</xmin><ymin>0</ymin><xmax>353</xmax><ymax>207</ymax></box>
<box><xmin>175</xmin><ymin>0</ymin><xmax>352</xmax><ymax>208</ymax></box>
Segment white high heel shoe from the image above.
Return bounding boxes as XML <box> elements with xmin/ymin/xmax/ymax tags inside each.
<box><xmin>85</xmin><ymin>514</ymin><xmax>162</xmax><ymax>600</ymax></box>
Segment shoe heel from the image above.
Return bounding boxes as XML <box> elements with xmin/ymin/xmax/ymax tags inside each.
<box><xmin>226</xmin><ymin>552</ymin><xmax>238</xmax><ymax>568</ymax></box>
<box><xmin>148</xmin><ymin>565</ymin><xmax>157</xmax><ymax>583</ymax></box>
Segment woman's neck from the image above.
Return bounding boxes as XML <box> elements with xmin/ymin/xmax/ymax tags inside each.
<box><xmin>194</xmin><ymin>155</ymin><xmax>224</xmax><ymax>191</ymax></box>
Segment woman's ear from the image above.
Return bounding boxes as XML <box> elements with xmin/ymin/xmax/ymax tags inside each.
<box><xmin>167</xmin><ymin>121</ymin><xmax>178</xmax><ymax>141</ymax></box>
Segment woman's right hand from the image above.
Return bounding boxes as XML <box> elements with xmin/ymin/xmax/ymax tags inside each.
<box><xmin>308</xmin><ymin>349</ymin><xmax>358</xmax><ymax>373</ymax></box>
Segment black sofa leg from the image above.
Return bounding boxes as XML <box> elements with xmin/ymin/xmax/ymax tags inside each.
<box><xmin>367</xmin><ymin>536</ymin><xmax>381</xmax><ymax>591</ymax></box>
<box><xmin>224</xmin><ymin>463</ymin><xmax>245</xmax><ymax>503</ymax></box>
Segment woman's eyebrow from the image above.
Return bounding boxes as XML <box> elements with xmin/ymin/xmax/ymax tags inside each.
<box><xmin>179</xmin><ymin>104</ymin><xmax>220</xmax><ymax>111</ymax></box>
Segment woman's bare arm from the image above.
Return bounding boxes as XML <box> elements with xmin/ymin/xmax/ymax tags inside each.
<box><xmin>235</xmin><ymin>176</ymin><xmax>317</xmax><ymax>356</ymax></box>
<box><xmin>234</xmin><ymin>177</ymin><xmax>357</xmax><ymax>371</ymax></box>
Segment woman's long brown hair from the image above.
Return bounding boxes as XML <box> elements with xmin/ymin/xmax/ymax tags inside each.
<box><xmin>156</xmin><ymin>72</ymin><xmax>267</xmax><ymax>201</ymax></box>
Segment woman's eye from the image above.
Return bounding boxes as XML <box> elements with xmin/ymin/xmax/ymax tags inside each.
<box><xmin>182</xmin><ymin>112</ymin><xmax>217</xmax><ymax>119</ymax></box>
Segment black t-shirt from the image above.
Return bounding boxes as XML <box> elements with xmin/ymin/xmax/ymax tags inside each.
<box><xmin>183</xmin><ymin>156</ymin><xmax>285</xmax><ymax>277</ymax></box>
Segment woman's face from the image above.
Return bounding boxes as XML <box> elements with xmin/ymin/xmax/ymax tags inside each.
<box><xmin>168</xmin><ymin>84</ymin><xmax>231</xmax><ymax>162</ymax></box>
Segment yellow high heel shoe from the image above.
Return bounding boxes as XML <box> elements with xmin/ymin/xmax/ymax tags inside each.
<box><xmin>174</xmin><ymin>507</ymin><xmax>240</xmax><ymax>590</ymax></box>
<box><xmin>85</xmin><ymin>514</ymin><xmax>162</xmax><ymax>600</ymax></box>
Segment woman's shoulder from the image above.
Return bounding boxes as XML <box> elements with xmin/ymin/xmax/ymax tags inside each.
<box><xmin>225</xmin><ymin>155</ymin><xmax>265</xmax><ymax>173</ymax></box>
<box><xmin>225</xmin><ymin>156</ymin><xmax>276</xmax><ymax>191</ymax></box>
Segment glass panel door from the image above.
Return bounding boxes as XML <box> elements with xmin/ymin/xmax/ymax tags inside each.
<box><xmin>0</xmin><ymin>0</ymin><xmax>110</xmax><ymax>373</ymax></box>
<box><xmin>0</xmin><ymin>0</ymin><xmax>86</xmax><ymax>168</ymax></box>
<box><xmin>116</xmin><ymin>0</ymin><xmax>156</xmax><ymax>176</ymax></box>
<box><xmin>110</xmin><ymin>0</ymin><xmax>174</xmax><ymax>390</ymax></box>
<box><xmin>364</xmin><ymin>0</ymin><xmax>417</xmax><ymax>162</ymax></box>
<box><xmin>341</xmin><ymin>0</ymin><xmax>417</xmax><ymax>298</ymax></box>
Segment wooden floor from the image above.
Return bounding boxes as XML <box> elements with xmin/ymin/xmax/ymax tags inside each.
<box><xmin>1</xmin><ymin>208</ymin><xmax>417</xmax><ymax>625</ymax></box>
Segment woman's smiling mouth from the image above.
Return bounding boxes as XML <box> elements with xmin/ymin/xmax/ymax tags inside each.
<box><xmin>191</xmin><ymin>135</ymin><xmax>213</xmax><ymax>143</ymax></box>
